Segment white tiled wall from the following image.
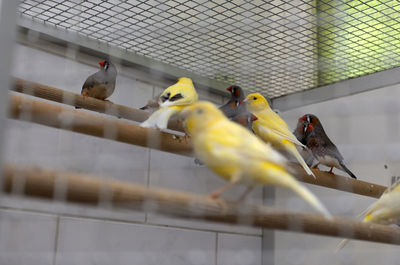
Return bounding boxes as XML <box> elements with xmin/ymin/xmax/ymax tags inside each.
<box><xmin>217</xmin><ymin>233</ymin><xmax>262</xmax><ymax>265</ymax></box>
<box><xmin>1</xmin><ymin>43</ymin><xmax>263</xmax><ymax>264</ymax></box>
<box><xmin>55</xmin><ymin>217</ymin><xmax>217</xmax><ymax>265</ymax></box>
<box><xmin>0</xmin><ymin>210</ymin><xmax>57</xmax><ymax>265</ymax></box>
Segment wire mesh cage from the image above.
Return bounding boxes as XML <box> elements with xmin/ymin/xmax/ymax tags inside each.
<box><xmin>18</xmin><ymin>0</ymin><xmax>400</xmax><ymax>98</ymax></box>
<box><xmin>1</xmin><ymin>0</ymin><xmax>400</xmax><ymax>264</ymax></box>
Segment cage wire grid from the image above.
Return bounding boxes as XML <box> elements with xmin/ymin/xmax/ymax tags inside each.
<box><xmin>18</xmin><ymin>0</ymin><xmax>400</xmax><ymax>98</ymax></box>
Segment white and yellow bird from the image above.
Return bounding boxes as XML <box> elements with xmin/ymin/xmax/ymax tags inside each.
<box><xmin>244</xmin><ymin>93</ymin><xmax>315</xmax><ymax>177</ymax></box>
<box><xmin>141</xmin><ymin>77</ymin><xmax>198</xmax><ymax>129</ymax></box>
<box><xmin>181</xmin><ymin>101</ymin><xmax>331</xmax><ymax>217</ymax></box>
<box><xmin>337</xmin><ymin>181</ymin><xmax>400</xmax><ymax>249</ymax></box>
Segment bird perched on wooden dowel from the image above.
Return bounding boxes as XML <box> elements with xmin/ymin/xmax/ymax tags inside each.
<box><xmin>79</xmin><ymin>60</ymin><xmax>117</xmax><ymax>104</ymax></box>
<box><xmin>141</xmin><ymin>77</ymin><xmax>198</xmax><ymax>129</ymax></box>
<box><xmin>294</xmin><ymin>114</ymin><xmax>357</xmax><ymax>179</ymax></box>
<box><xmin>220</xmin><ymin>85</ymin><xmax>256</xmax><ymax>131</ymax></box>
<box><xmin>181</xmin><ymin>101</ymin><xmax>331</xmax><ymax>217</ymax></box>
<box><xmin>243</xmin><ymin>93</ymin><xmax>315</xmax><ymax>177</ymax></box>
<box><xmin>337</xmin><ymin>181</ymin><xmax>400</xmax><ymax>249</ymax></box>
<box><xmin>219</xmin><ymin>85</ymin><xmax>245</xmax><ymax>118</ymax></box>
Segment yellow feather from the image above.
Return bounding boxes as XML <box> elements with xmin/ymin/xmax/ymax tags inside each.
<box><xmin>337</xmin><ymin>181</ymin><xmax>400</xmax><ymax>250</ymax></box>
<box><xmin>141</xmin><ymin>77</ymin><xmax>198</xmax><ymax>129</ymax></box>
<box><xmin>182</xmin><ymin>101</ymin><xmax>331</xmax><ymax>217</ymax></box>
<box><xmin>245</xmin><ymin>93</ymin><xmax>313</xmax><ymax>177</ymax></box>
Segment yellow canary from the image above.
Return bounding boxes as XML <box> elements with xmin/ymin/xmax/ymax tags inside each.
<box><xmin>244</xmin><ymin>93</ymin><xmax>315</xmax><ymax>177</ymax></box>
<box><xmin>141</xmin><ymin>77</ymin><xmax>198</xmax><ymax>129</ymax></box>
<box><xmin>337</xmin><ymin>181</ymin><xmax>400</xmax><ymax>249</ymax></box>
<box><xmin>181</xmin><ymin>101</ymin><xmax>331</xmax><ymax>217</ymax></box>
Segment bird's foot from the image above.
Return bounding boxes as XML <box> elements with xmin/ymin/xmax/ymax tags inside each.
<box><xmin>236</xmin><ymin>186</ymin><xmax>254</xmax><ymax>203</ymax></box>
<box><xmin>207</xmin><ymin>191</ymin><xmax>221</xmax><ymax>200</ymax></box>
<box><xmin>184</xmin><ymin>132</ymin><xmax>190</xmax><ymax>143</ymax></box>
<box><xmin>206</xmin><ymin>194</ymin><xmax>228</xmax><ymax>214</ymax></box>
<box><xmin>104</xmin><ymin>99</ymin><xmax>114</xmax><ymax>105</ymax></box>
<box><xmin>172</xmin><ymin>135</ymin><xmax>183</xmax><ymax>142</ymax></box>
<box><xmin>326</xmin><ymin>167</ymin><xmax>335</xmax><ymax>174</ymax></box>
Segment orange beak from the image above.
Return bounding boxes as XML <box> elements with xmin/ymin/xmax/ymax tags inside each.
<box><xmin>250</xmin><ymin>114</ymin><xmax>258</xmax><ymax>122</ymax></box>
<box><xmin>98</xmin><ymin>60</ymin><xmax>106</xmax><ymax>67</ymax></box>
<box><xmin>227</xmin><ymin>86</ymin><xmax>232</xmax><ymax>92</ymax></box>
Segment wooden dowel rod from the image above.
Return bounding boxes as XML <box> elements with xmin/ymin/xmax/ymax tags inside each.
<box><xmin>292</xmin><ymin>163</ymin><xmax>387</xmax><ymax>199</ymax></box>
<box><xmin>3</xmin><ymin>164</ymin><xmax>400</xmax><ymax>245</ymax></box>
<box><xmin>7</xmin><ymin>92</ymin><xmax>387</xmax><ymax>198</ymax></box>
<box><xmin>8</xmin><ymin>93</ymin><xmax>192</xmax><ymax>156</ymax></box>
<box><xmin>11</xmin><ymin>77</ymin><xmax>184</xmax><ymax>132</ymax></box>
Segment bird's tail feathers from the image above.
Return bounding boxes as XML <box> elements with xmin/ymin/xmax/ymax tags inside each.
<box><xmin>339</xmin><ymin>161</ymin><xmax>357</xmax><ymax>179</ymax></box>
<box><xmin>284</xmin><ymin>177</ymin><xmax>332</xmax><ymax>218</ymax></box>
<box><xmin>140</xmin><ymin>105</ymin><xmax>148</xmax><ymax>110</ymax></box>
<box><xmin>337</xmin><ymin>205</ymin><xmax>375</xmax><ymax>251</ymax></box>
<box><xmin>288</xmin><ymin>144</ymin><xmax>315</xmax><ymax>178</ymax></box>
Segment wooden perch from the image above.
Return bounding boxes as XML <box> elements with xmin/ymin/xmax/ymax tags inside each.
<box><xmin>12</xmin><ymin>77</ymin><xmax>184</xmax><ymax>132</ymax></box>
<box><xmin>8</xmin><ymin>93</ymin><xmax>192</xmax><ymax>156</ymax></box>
<box><xmin>293</xmin><ymin>164</ymin><xmax>387</xmax><ymax>199</ymax></box>
<box><xmin>3</xmin><ymin>164</ymin><xmax>400</xmax><ymax>246</ymax></box>
<box><xmin>7</xmin><ymin>92</ymin><xmax>387</xmax><ymax>199</ymax></box>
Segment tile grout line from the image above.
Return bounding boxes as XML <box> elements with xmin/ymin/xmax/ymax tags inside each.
<box><xmin>0</xmin><ymin>205</ymin><xmax>263</xmax><ymax>237</ymax></box>
<box><xmin>52</xmin><ymin>215</ymin><xmax>61</xmax><ymax>265</ymax></box>
<box><xmin>215</xmin><ymin>232</ymin><xmax>219</xmax><ymax>265</ymax></box>
<box><xmin>144</xmin><ymin>147</ymin><xmax>151</xmax><ymax>223</ymax></box>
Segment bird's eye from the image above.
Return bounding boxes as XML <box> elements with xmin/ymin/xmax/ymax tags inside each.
<box><xmin>196</xmin><ymin>109</ymin><xmax>203</xmax><ymax>114</ymax></box>
<box><xmin>253</xmin><ymin>97</ymin><xmax>257</xmax><ymax>100</ymax></box>
<box><xmin>166</xmin><ymin>92</ymin><xmax>171</xmax><ymax>97</ymax></box>
<box><xmin>169</xmin><ymin>93</ymin><xmax>183</xmax><ymax>101</ymax></box>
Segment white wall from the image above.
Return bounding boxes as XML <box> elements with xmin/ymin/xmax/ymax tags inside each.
<box><xmin>273</xmin><ymin>84</ymin><xmax>400</xmax><ymax>265</ymax></box>
<box><xmin>1</xmin><ymin>43</ymin><xmax>263</xmax><ymax>265</ymax></box>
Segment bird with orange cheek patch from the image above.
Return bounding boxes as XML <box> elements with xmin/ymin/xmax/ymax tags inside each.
<box><xmin>80</xmin><ymin>60</ymin><xmax>117</xmax><ymax>101</ymax></box>
<box><xmin>296</xmin><ymin>114</ymin><xmax>357</xmax><ymax>179</ymax></box>
<box><xmin>231</xmin><ymin>113</ymin><xmax>259</xmax><ymax>131</ymax></box>
<box><xmin>219</xmin><ymin>85</ymin><xmax>245</xmax><ymax>118</ymax></box>
<box><xmin>219</xmin><ymin>85</ymin><xmax>257</xmax><ymax>131</ymax></box>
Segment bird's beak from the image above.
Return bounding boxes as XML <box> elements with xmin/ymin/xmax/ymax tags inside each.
<box><xmin>250</xmin><ymin>114</ymin><xmax>258</xmax><ymax>122</ymax></box>
<box><xmin>98</xmin><ymin>60</ymin><xmax>106</xmax><ymax>67</ymax></box>
<box><xmin>227</xmin><ymin>86</ymin><xmax>232</xmax><ymax>92</ymax></box>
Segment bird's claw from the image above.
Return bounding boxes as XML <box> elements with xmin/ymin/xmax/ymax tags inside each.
<box><xmin>207</xmin><ymin>192</ymin><xmax>220</xmax><ymax>200</ymax></box>
<box><xmin>206</xmin><ymin>194</ymin><xmax>228</xmax><ymax>215</ymax></box>
<box><xmin>184</xmin><ymin>133</ymin><xmax>190</xmax><ymax>143</ymax></box>
<box><xmin>172</xmin><ymin>135</ymin><xmax>183</xmax><ymax>142</ymax></box>
<box><xmin>326</xmin><ymin>167</ymin><xmax>335</xmax><ymax>174</ymax></box>
<box><xmin>104</xmin><ymin>99</ymin><xmax>114</xmax><ymax>105</ymax></box>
